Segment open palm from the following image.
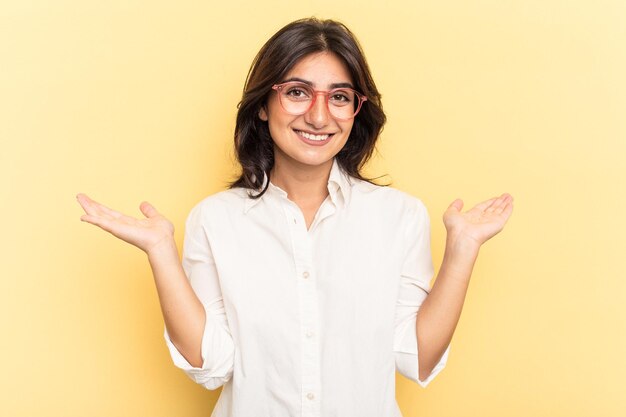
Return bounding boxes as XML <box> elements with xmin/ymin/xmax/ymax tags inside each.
<box><xmin>443</xmin><ymin>193</ymin><xmax>514</xmax><ymax>247</ymax></box>
<box><xmin>76</xmin><ymin>193</ymin><xmax>174</xmax><ymax>254</ymax></box>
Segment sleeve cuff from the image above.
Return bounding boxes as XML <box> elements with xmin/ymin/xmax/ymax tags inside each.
<box><xmin>164</xmin><ymin>309</ymin><xmax>235</xmax><ymax>390</ymax></box>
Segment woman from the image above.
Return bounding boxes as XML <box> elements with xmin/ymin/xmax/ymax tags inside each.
<box><xmin>77</xmin><ymin>17</ymin><xmax>513</xmax><ymax>417</ymax></box>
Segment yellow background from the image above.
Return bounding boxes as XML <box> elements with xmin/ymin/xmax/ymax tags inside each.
<box><xmin>1</xmin><ymin>1</ymin><xmax>624</xmax><ymax>416</ymax></box>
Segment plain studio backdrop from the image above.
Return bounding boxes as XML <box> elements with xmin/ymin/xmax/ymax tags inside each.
<box><xmin>1</xmin><ymin>1</ymin><xmax>624</xmax><ymax>416</ymax></box>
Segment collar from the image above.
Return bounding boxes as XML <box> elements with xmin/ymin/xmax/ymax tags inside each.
<box><xmin>326</xmin><ymin>157</ymin><xmax>353</xmax><ymax>207</ymax></box>
<box><xmin>243</xmin><ymin>158</ymin><xmax>353</xmax><ymax>213</ymax></box>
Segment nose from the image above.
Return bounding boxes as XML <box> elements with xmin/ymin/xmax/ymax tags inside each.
<box><xmin>304</xmin><ymin>92</ymin><xmax>330</xmax><ymax>128</ymax></box>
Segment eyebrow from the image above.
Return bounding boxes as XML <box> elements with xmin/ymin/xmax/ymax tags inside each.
<box><xmin>281</xmin><ymin>77</ymin><xmax>355</xmax><ymax>89</ymax></box>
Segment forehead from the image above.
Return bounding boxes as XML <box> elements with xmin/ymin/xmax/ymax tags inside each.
<box><xmin>284</xmin><ymin>52</ymin><xmax>353</xmax><ymax>88</ymax></box>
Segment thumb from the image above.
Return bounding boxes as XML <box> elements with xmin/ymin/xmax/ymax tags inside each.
<box><xmin>447</xmin><ymin>198</ymin><xmax>464</xmax><ymax>213</ymax></box>
<box><xmin>139</xmin><ymin>201</ymin><xmax>159</xmax><ymax>218</ymax></box>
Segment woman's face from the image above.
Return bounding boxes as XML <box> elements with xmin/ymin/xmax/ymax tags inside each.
<box><xmin>260</xmin><ymin>51</ymin><xmax>354</xmax><ymax>172</ymax></box>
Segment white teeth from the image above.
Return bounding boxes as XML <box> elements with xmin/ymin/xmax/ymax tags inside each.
<box><xmin>296</xmin><ymin>130</ymin><xmax>331</xmax><ymax>141</ymax></box>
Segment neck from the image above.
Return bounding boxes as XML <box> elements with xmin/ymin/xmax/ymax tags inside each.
<box><xmin>269</xmin><ymin>155</ymin><xmax>332</xmax><ymax>203</ymax></box>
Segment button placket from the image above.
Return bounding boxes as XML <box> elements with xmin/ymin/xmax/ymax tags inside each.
<box><xmin>283</xmin><ymin>202</ymin><xmax>321</xmax><ymax>417</ymax></box>
<box><xmin>308</xmin><ymin>195</ymin><xmax>336</xmax><ymax>233</ymax></box>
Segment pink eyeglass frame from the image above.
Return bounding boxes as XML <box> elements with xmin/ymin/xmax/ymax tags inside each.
<box><xmin>271</xmin><ymin>81</ymin><xmax>368</xmax><ymax>120</ymax></box>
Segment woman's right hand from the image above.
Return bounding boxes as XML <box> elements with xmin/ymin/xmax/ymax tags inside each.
<box><xmin>76</xmin><ymin>193</ymin><xmax>175</xmax><ymax>254</ymax></box>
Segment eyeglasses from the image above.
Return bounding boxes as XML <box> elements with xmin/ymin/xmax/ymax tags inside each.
<box><xmin>271</xmin><ymin>81</ymin><xmax>368</xmax><ymax>120</ymax></box>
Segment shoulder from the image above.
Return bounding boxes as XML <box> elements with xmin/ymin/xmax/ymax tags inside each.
<box><xmin>185</xmin><ymin>187</ymin><xmax>250</xmax><ymax>225</ymax></box>
<box><xmin>349</xmin><ymin>177</ymin><xmax>429</xmax><ymax>219</ymax></box>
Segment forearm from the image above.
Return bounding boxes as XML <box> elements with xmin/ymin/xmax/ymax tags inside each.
<box><xmin>415</xmin><ymin>237</ymin><xmax>479</xmax><ymax>381</ymax></box>
<box><xmin>147</xmin><ymin>238</ymin><xmax>206</xmax><ymax>368</ymax></box>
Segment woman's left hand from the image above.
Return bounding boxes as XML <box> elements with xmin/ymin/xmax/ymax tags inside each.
<box><xmin>443</xmin><ymin>193</ymin><xmax>514</xmax><ymax>252</ymax></box>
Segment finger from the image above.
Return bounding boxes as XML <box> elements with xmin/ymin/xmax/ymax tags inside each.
<box><xmin>77</xmin><ymin>193</ymin><xmax>123</xmax><ymax>219</ymax></box>
<box><xmin>139</xmin><ymin>201</ymin><xmax>160</xmax><ymax>218</ymax></box>
<box><xmin>473</xmin><ymin>197</ymin><xmax>498</xmax><ymax>212</ymax></box>
<box><xmin>492</xmin><ymin>195</ymin><xmax>513</xmax><ymax>214</ymax></box>
<box><xmin>96</xmin><ymin>203</ymin><xmax>123</xmax><ymax>219</ymax></box>
<box><xmin>496</xmin><ymin>199</ymin><xmax>514</xmax><ymax>220</ymax></box>
<box><xmin>80</xmin><ymin>213</ymin><xmax>117</xmax><ymax>233</ymax></box>
<box><xmin>503</xmin><ymin>201</ymin><xmax>514</xmax><ymax>220</ymax></box>
<box><xmin>485</xmin><ymin>193</ymin><xmax>511</xmax><ymax>214</ymax></box>
<box><xmin>88</xmin><ymin>197</ymin><xmax>124</xmax><ymax>219</ymax></box>
<box><xmin>77</xmin><ymin>193</ymin><xmax>99</xmax><ymax>216</ymax></box>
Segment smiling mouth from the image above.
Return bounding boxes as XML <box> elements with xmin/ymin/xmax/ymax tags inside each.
<box><xmin>294</xmin><ymin>129</ymin><xmax>334</xmax><ymax>142</ymax></box>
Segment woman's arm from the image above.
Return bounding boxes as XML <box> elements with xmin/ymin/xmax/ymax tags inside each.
<box><xmin>76</xmin><ymin>193</ymin><xmax>205</xmax><ymax>367</ymax></box>
<box><xmin>416</xmin><ymin>193</ymin><xmax>514</xmax><ymax>381</ymax></box>
<box><xmin>147</xmin><ymin>238</ymin><xmax>205</xmax><ymax>367</ymax></box>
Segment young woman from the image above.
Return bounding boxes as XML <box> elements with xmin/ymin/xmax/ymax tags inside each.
<box><xmin>77</xmin><ymin>17</ymin><xmax>513</xmax><ymax>417</ymax></box>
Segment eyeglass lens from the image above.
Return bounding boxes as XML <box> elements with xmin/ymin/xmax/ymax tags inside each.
<box><xmin>278</xmin><ymin>83</ymin><xmax>361</xmax><ymax>119</ymax></box>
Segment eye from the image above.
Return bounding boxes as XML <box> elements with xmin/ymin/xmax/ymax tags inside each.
<box><xmin>329</xmin><ymin>90</ymin><xmax>354</xmax><ymax>105</ymax></box>
<box><xmin>284</xmin><ymin>85</ymin><xmax>311</xmax><ymax>100</ymax></box>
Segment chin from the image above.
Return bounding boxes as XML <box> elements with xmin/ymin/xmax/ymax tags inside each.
<box><xmin>304</xmin><ymin>146</ymin><xmax>346</xmax><ymax>163</ymax></box>
<box><xmin>295</xmin><ymin>155</ymin><xmax>335</xmax><ymax>168</ymax></box>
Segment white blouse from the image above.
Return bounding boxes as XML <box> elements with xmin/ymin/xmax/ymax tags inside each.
<box><xmin>164</xmin><ymin>158</ymin><xmax>449</xmax><ymax>417</ymax></box>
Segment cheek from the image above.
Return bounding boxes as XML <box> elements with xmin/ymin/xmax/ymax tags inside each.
<box><xmin>266</xmin><ymin>114</ymin><xmax>297</xmax><ymax>147</ymax></box>
<box><xmin>268</xmin><ymin>123</ymin><xmax>282</xmax><ymax>145</ymax></box>
<box><xmin>267</xmin><ymin>111</ymin><xmax>300</xmax><ymax>136</ymax></box>
<box><xmin>339</xmin><ymin>120</ymin><xmax>354</xmax><ymax>138</ymax></box>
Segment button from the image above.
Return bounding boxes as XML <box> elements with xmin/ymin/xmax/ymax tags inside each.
<box><xmin>302</xmin><ymin>271</ymin><xmax>310</xmax><ymax>279</ymax></box>
<box><xmin>306</xmin><ymin>331</ymin><xmax>314</xmax><ymax>338</ymax></box>
<box><xmin>306</xmin><ymin>392</ymin><xmax>315</xmax><ymax>400</ymax></box>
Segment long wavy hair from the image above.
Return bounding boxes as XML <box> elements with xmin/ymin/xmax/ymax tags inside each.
<box><xmin>230</xmin><ymin>17</ymin><xmax>387</xmax><ymax>198</ymax></box>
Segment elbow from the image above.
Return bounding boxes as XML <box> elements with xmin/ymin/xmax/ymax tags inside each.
<box><xmin>200</xmin><ymin>373</ymin><xmax>232</xmax><ymax>390</ymax></box>
<box><xmin>182</xmin><ymin>347</ymin><xmax>235</xmax><ymax>390</ymax></box>
<box><xmin>188</xmin><ymin>357</ymin><xmax>203</xmax><ymax>368</ymax></box>
<box><xmin>183</xmin><ymin>343</ymin><xmax>203</xmax><ymax>368</ymax></box>
<box><xmin>164</xmin><ymin>319</ymin><xmax>235</xmax><ymax>388</ymax></box>
<box><xmin>418</xmin><ymin>360</ymin><xmax>435</xmax><ymax>383</ymax></box>
<box><xmin>170</xmin><ymin>335</ymin><xmax>204</xmax><ymax>368</ymax></box>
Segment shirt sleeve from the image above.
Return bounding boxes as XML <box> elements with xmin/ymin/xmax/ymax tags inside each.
<box><xmin>394</xmin><ymin>198</ymin><xmax>450</xmax><ymax>388</ymax></box>
<box><xmin>163</xmin><ymin>202</ymin><xmax>235</xmax><ymax>390</ymax></box>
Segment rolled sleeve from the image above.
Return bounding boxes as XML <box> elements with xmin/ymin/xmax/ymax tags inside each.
<box><xmin>164</xmin><ymin>202</ymin><xmax>235</xmax><ymax>390</ymax></box>
<box><xmin>394</xmin><ymin>310</ymin><xmax>450</xmax><ymax>388</ymax></box>
<box><xmin>394</xmin><ymin>198</ymin><xmax>449</xmax><ymax>387</ymax></box>
<box><xmin>164</xmin><ymin>300</ymin><xmax>234</xmax><ymax>390</ymax></box>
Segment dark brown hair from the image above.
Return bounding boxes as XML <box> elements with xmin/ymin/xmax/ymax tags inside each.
<box><xmin>230</xmin><ymin>17</ymin><xmax>387</xmax><ymax>197</ymax></box>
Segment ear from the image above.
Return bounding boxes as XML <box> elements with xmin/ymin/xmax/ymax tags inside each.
<box><xmin>258</xmin><ymin>106</ymin><xmax>268</xmax><ymax>121</ymax></box>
